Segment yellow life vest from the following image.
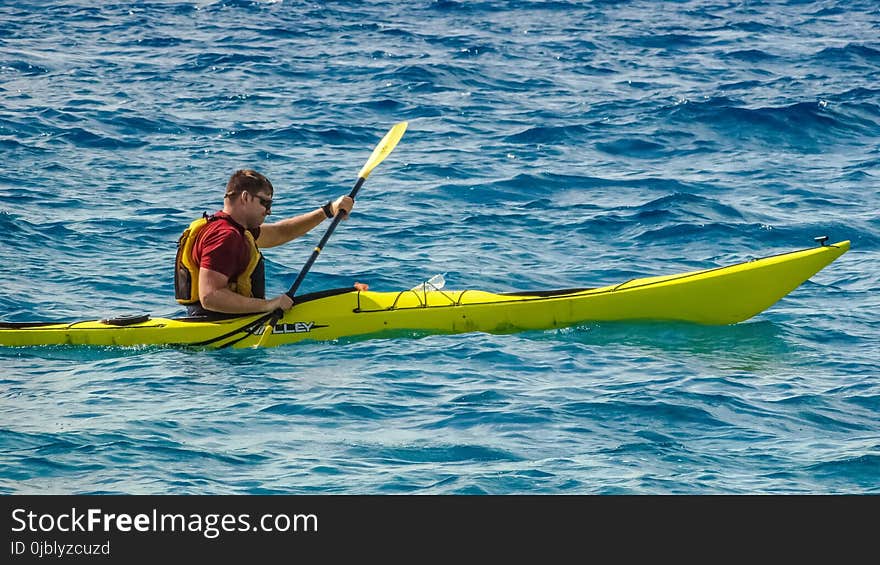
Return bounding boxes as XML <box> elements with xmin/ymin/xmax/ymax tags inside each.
<box><xmin>174</xmin><ymin>214</ymin><xmax>265</xmax><ymax>305</ymax></box>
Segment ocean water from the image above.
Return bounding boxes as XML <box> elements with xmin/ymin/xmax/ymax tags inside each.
<box><xmin>0</xmin><ymin>0</ymin><xmax>878</xmax><ymax>494</ymax></box>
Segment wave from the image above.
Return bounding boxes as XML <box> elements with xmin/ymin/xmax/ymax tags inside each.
<box><xmin>427</xmin><ymin>0</ymin><xmax>499</xmax><ymax>13</ymax></box>
<box><xmin>595</xmin><ymin>137</ymin><xmax>671</xmax><ymax>158</ymax></box>
<box><xmin>428</xmin><ymin>171</ymin><xmax>682</xmax><ymax>202</ymax></box>
<box><xmin>0</xmin><ymin>59</ymin><xmax>51</xmax><ymax>75</ymax></box>
<box><xmin>814</xmin><ymin>43</ymin><xmax>880</xmax><ymax>64</ymax></box>
<box><xmin>637</xmin><ymin>192</ymin><xmax>745</xmax><ymax>220</ymax></box>
<box><xmin>722</xmin><ymin>49</ymin><xmax>780</xmax><ymax>63</ymax></box>
<box><xmin>0</xmin><ymin>137</ymin><xmax>48</xmax><ymax>152</ymax></box>
<box><xmin>51</xmin><ymin>126</ymin><xmax>147</xmax><ymax>150</ymax></box>
<box><xmin>618</xmin><ymin>32</ymin><xmax>708</xmax><ymax>50</ymax></box>
<box><xmin>664</xmin><ymin>96</ymin><xmax>876</xmax><ymax>147</ymax></box>
<box><xmin>504</xmin><ymin>124</ymin><xmax>590</xmax><ymax>144</ymax></box>
<box><xmin>806</xmin><ymin>453</ymin><xmax>880</xmax><ymax>486</ymax></box>
<box><xmin>714</xmin><ymin>20</ymin><xmax>779</xmax><ymax>34</ymax></box>
<box><xmin>0</xmin><ymin>115</ymin><xmax>47</xmax><ymax>138</ymax></box>
<box><xmin>356</xmin><ymin>443</ymin><xmax>523</xmax><ymax>464</ymax></box>
<box><xmin>183</xmin><ymin>51</ymin><xmax>276</xmax><ymax>72</ymax></box>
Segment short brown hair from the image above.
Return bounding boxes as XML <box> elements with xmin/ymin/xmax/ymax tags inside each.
<box><xmin>225</xmin><ymin>169</ymin><xmax>273</xmax><ymax>198</ymax></box>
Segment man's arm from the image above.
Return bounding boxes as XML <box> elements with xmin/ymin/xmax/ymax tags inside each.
<box><xmin>257</xmin><ymin>208</ymin><xmax>326</xmax><ymax>249</ymax></box>
<box><xmin>198</xmin><ymin>268</ymin><xmax>293</xmax><ymax>314</ymax></box>
<box><xmin>257</xmin><ymin>195</ymin><xmax>354</xmax><ymax>248</ymax></box>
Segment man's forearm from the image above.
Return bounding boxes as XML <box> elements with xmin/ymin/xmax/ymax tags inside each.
<box><xmin>200</xmin><ymin>287</ymin><xmax>276</xmax><ymax>314</ymax></box>
<box><xmin>259</xmin><ymin>207</ymin><xmax>327</xmax><ymax>248</ymax></box>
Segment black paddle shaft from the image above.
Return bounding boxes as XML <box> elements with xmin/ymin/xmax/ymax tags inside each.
<box><xmin>255</xmin><ymin>121</ymin><xmax>407</xmax><ymax>347</ymax></box>
<box><xmin>284</xmin><ymin>176</ymin><xmax>367</xmax><ymax>300</ymax></box>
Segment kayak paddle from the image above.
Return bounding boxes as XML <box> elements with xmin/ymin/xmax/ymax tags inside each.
<box><xmin>255</xmin><ymin>121</ymin><xmax>408</xmax><ymax>348</ymax></box>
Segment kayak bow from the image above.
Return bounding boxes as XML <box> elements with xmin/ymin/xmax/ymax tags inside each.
<box><xmin>0</xmin><ymin>240</ymin><xmax>850</xmax><ymax>349</ymax></box>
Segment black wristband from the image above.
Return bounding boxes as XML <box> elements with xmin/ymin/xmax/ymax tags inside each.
<box><xmin>321</xmin><ymin>201</ymin><xmax>334</xmax><ymax>219</ymax></box>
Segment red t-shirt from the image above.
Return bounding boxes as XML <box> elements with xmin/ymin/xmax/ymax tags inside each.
<box><xmin>192</xmin><ymin>212</ymin><xmax>261</xmax><ymax>280</ymax></box>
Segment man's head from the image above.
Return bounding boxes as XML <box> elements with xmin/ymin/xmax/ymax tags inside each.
<box><xmin>223</xmin><ymin>169</ymin><xmax>273</xmax><ymax>228</ymax></box>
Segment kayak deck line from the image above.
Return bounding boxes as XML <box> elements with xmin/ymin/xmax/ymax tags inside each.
<box><xmin>353</xmin><ymin>240</ymin><xmax>851</xmax><ymax>314</ymax></box>
<box><xmin>0</xmin><ymin>319</ymin><xmax>169</xmax><ymax>331</ymax></box>
<box><xmin>607</xmin><ymin>240</ymin><xmax>851</xmax><ymax>294</ymax></box>
<box><xmin>0</xmin><ymin>239</ymin><xmax>851</xmax><ymax>349</ymax></box>
<box><xmin>0</xmin><ymin>287</ymin><xmax>359</xmax><ymax>332</ymax></box>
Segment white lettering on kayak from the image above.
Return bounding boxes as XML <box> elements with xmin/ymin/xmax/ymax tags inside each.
<box><xmin>257</xmin><ymin>321</ymin><xmax>324</xmax><ymax>335</ymax></box>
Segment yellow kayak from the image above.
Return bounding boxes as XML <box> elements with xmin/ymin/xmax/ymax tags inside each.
<box><xmin>0</xmin><ymin>240</ymin><xmax>850</xmax><ymax>349</ymax></box>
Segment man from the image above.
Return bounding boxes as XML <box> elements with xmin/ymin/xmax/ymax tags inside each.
<box><xmin>175</xmin><ymin>169</ymin><xmax>366</xmax><ymax>316</ymax></box>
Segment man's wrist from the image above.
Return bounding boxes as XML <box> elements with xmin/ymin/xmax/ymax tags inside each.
<box><xmin>321</xmin><ymin>201</ymin><xmax>334</xmax><ymax>219</ymax></box>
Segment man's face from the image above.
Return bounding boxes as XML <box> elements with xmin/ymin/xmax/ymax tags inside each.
<box><xmin>246</xmin><ymin>190</ymin><xmax>272</xmax><ymax>227</ymax></box>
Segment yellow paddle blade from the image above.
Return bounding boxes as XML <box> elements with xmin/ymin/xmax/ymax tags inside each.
<box><xmin>357</xmin><ymin>121</ymin><xmax>408</xmax><ymax>180</ymax></box>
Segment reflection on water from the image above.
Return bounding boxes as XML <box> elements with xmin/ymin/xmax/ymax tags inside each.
<box><xmin>542</xmin><ymin>320</ymin><xmax>794</xmax><ymax>372</ymax></box>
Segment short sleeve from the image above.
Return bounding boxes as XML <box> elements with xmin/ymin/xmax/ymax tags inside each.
<box><xmin>197</xmin><ymin>225</ymin><xmax>248</xmax><ymax>279</ymax></box>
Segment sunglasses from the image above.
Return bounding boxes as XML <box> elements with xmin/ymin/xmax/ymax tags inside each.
<box><xmin>252</xmin><ymin>193</ymin><xmax>273</xmax><ymax>211</ymax></box>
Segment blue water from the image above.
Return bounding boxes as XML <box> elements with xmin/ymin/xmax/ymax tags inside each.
<box><xmin>1</xmin><ymin>0</ymin><xmax>878</xmax><ymax>494</ymax></box>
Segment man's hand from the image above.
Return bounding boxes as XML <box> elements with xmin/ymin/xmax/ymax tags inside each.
<box><xmin>331</xmin><ymin>195</ymin><xmax>355</xmax><ymax>219</ymax></box>
<box><xmin>268</xmin><ymin>294</ymin><xmax>294</xmax><ymax>311</ymax></box>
